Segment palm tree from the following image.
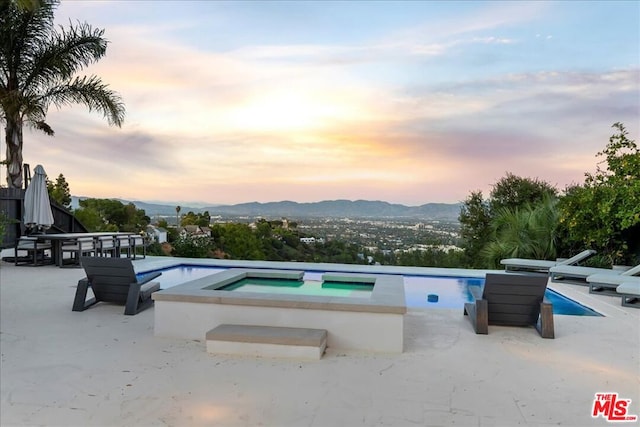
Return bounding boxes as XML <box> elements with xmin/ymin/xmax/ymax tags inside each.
<box><xmin>481</xmin><ymin>196</ymin><xmax>559</xmax><ymax>268</ymax></box>
<box><xmin>0</xmin><ymin>0</ymin><xmax>125</xmax><ymax>188</ymax></box>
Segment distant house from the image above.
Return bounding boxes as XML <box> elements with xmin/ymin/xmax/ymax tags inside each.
<box><xmin>179</xmin><ymin>225</ymin><xmax>211</xmax><ymax>238</ymax></box>
<box><xmin>147</xmin><ymin>226</ymin><xmax>168</xmax><ymax>244</ymax></box>
<box><xmin>357</xmin><ymin>253</ymin><xmax>375</xmax><ymax>264</ymax></box>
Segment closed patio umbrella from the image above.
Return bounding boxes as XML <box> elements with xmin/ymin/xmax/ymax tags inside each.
<box><xmin>23</xmin><ymin>164</ymin><xmax>54</xmax><ymax>233</ymax></box>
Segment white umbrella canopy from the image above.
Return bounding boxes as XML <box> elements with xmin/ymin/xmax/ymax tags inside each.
<box><xmin>23</xmin><ymin>164</ymin><xmax>54</xmax><ymax>233</ymax></box>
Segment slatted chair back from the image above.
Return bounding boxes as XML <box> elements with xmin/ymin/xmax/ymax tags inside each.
<box><xmin>96</xmin><ymin>236</ymin><xmax>117</xmax><ymax>257</ymax></box>
<box><xmin>81</xmin><ymin>257</ymin><xmax>138</xmax><ymax>304</ymax></box>
<box><xmin>482</xmin><ymin>273</ymin><xmax>548</xmax><ymax>326</ymax></box>
<box><xmin>61</xmin><ymin>236</ymin><xmax>96</xmax><ymax>265</ymax></box>
<box><xmin>116</xmin><ymin>235</ymin><xmax>131</xmax><ymax>257</ymax></box>
<box><xmin>130</xmin><ymin>235</ymin><xmax>146</xmax><ymax>259</ymax></box>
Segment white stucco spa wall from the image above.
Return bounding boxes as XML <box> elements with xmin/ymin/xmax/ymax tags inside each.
<box><xmin>154</xmin><ymin>301</ymin><xmax>404</xmax><ymax>352</ymax></box>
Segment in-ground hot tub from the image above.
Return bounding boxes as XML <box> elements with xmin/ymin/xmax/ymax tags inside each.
<box><xmin>152</xmin><ymin>268</ymin><xmax>406</xmax><ymax>352</ymax></box>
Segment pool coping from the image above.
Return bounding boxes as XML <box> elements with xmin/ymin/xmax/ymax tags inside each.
<box><xmin>152</xmin><ymin>268</ymin><xmax>407</xmax><ymax>314</ymax></box>
<box><xmin>137</xmin><ymin>256</ymin><xmax>494</xmax><ymax>279</ymax></box>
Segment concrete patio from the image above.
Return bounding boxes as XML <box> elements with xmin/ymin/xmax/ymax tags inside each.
<box><xmin>1</xmin><ymin>256</ymin><xmax>638</xmax><ymax>426</ymax></box>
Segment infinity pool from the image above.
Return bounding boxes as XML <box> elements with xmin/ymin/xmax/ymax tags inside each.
<box><xmin>140</xmin><ymin>264</ymin><xmax>601</xmax><ymax>316</ymax></box>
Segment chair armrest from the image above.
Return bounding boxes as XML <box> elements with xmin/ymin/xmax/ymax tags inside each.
<box><xmin>469</xmin><ymin>286</ymin><xmax>483</xmax><ymax>301</ymax></box>
<box><xmin>538</xmin><ymin>297</ymin><xmax>555</xmax><ymax>339</ymax></box>
<box><xmin>138</xmin><ymin>271</ymin><xmax>162</xmax><ymax>284</ymax></box>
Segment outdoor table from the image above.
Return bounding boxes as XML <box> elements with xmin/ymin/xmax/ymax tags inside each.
<box><xmin>33</xmin><ymin>232</ymin><xmax>135</xmax><ymax>267</ymax></box>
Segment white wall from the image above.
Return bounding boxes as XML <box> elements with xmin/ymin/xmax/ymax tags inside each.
<box><xmin>154</xmin><ymin>300</ymin><xmax>404</xmax><ymax>353</ymax></box>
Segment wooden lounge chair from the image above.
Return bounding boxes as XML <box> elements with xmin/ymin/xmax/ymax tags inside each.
<box><xmin>464</xmin><ymin>273</ymin><xmax>554</xmax><ymax>338</ymax></box>
<box><xmin>500</xmin><ymin>249</ymin><xmax>596</xmax><ymax>274</ymax></box>
<box><xmin>73</xmin><ymin>256</ymin><xmax>162</xmax><ymax>315</ymax></box>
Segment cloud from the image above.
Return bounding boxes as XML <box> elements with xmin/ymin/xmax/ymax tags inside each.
<box><xmin>21</xmin><ymin>0</ymin><xmax>635</xmax><ymax>206</ymax></box>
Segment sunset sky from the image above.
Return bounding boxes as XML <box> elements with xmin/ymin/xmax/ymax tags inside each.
<box><xmin>5</xmin><ymin>0</ymin><xmax>639</xmax><ymax>206</ymax></box>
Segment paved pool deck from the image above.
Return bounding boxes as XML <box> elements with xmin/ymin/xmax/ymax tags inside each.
<box><xmin>1</xmin><ymin>255</ymin><xmax>638</xmax><ymax>427</ymax></box>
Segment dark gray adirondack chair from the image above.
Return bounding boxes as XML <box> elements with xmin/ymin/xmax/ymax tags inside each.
<box><xmin>464</xmin><ymin>273</ymin><xmax>554</xmax><ymax>338</ymax></box>
<box><xmin>73</xmin><ymin>257</ymin><xmax>161</xmax><ymax>315</ymax></box>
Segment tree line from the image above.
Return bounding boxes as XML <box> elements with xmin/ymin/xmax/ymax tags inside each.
<box><xmin>44</xmin><ymin>122</ymin><xmax>638</xmax><ymax>269</ymax></box>
<box><xmin>166</xmin><ymin>219</ymin><xmax>365</xmax><ymax>264</ymax></box>
<box><xmin>458</xmin><ymin>122</ymin><xmax>639</xmax><ymax>268</ymax></box>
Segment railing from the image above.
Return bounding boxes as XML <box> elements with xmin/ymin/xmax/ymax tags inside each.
<box><xmin>0</xmin><ymin>187</ymin><xmax>88</xmax><ymax>249</ymax></box>
<box><xmin>0</xmin><ymin>187</ymin><xmax>24</xmax><ymax>249</ymax></box>
<box><xmin>50</xmin><ymin>199</ymin><xmax>87</xmax><ymax>234</ymax></box>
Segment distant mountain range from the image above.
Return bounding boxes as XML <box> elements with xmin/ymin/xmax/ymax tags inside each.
<box><xmin>72</xmin><ymin>197</ymin><xmax>462</xmax><ymax>221</ymax></box>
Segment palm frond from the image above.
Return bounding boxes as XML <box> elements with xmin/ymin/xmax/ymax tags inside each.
<box><xmin>0</xmin><ymin>0</ymin><xmax>57</xmax><ymax>83</ymax></box>
<box><xmin>43</xmin><ymin>75</ymin><xmax>125</xmax><ymax>126</ymax></box>
<box><xmin>33</xmin><ymin>120</ymin><xmax>53</xmax><ymax>135</ymax></box>
<box><xmin>24</xmin><ymin>21</ymin><xmax>107</xmax><ymax>90</ymax></box>
<box><xmin>480</xmin><ymin>196</ymin><xmax>560</xmax><ymax>267</ymax></box>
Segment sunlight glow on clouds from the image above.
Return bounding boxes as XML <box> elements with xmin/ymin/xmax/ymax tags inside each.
<box><xmin>11</xmin><ymin>0</ymin><xmax>637</xmax><ymax>206</ymax></box>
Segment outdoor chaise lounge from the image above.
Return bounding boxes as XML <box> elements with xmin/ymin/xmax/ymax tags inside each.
<box><xmin>73</xmin><ymin>256</ymin><xmax>162</xmax><ymax>315</ymax></box>
<box><xmin>585</xmin><ymin>264</ymin><xmax>640</xmax><ymax>295</ymax></box>
<box><xmin>551</xmin><ymin>263</ymin><xmax>640</xmax><ymax>285</ymax></box>
<box><xmin>463</xmin><ymin>273</ymin><xmax>554</xmax><ymax>338</ymax></box>
<box><xmin>617</xmin><ymin>281</ymin><xmax>640</xmax><ymax>308</ymax></box>
<box><xmin>500</xmin><ymin>249</ymin><xmax>596</xmax><ymax>274</ymax></box>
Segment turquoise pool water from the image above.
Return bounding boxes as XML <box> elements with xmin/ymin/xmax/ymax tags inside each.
<box><xmin>219</xmin><ymin>277</ymin><xmax>374</xmax><ymax>298</ymax></box>
<box><xmin>140</xmin><ymin>265</ymin><xmax>601</xmax><ymax>316</ymax></box>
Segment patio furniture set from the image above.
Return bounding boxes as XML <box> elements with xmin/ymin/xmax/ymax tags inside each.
<box><xmin>13</xmin><ymin>232</ymin><xmax>146</xmax><ymax>267</ymax></box>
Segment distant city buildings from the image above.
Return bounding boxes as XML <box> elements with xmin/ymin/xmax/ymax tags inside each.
<box><xmin>300</xmin><ymin>237</ymin><xmax>325</xmax><ymax>244</ymax></box>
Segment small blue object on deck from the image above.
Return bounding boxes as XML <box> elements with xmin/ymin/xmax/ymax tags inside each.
<box><xmin>427</xmin><ymin>294</ymin><xmax>439</xmax><ymax>303</ymax></box>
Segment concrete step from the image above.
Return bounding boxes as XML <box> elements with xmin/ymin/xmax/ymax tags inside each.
<box><xmin>206</xmin><ymin>324</ymin><xmax>328</xmax><ymax>360</ymax></box>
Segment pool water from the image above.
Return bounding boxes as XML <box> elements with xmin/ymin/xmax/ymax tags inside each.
<box><xmin>140</xmin><ymin>265</ymin><xmax>601</xmax><ymax>316</ymax></box>
<box><xmin>140</xmin><ymin>265</ymin><xmax>226</xmax><ymax>285</ymax></box>
<box><xmin>219</xmin><ymin>277</ymin><xmax>374</xmax><ymax>298</ymax></box>
<box><xmin>403</xmin><ymin>275</ymin><xmax>601</xmax><ymax>316</ymax></box>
